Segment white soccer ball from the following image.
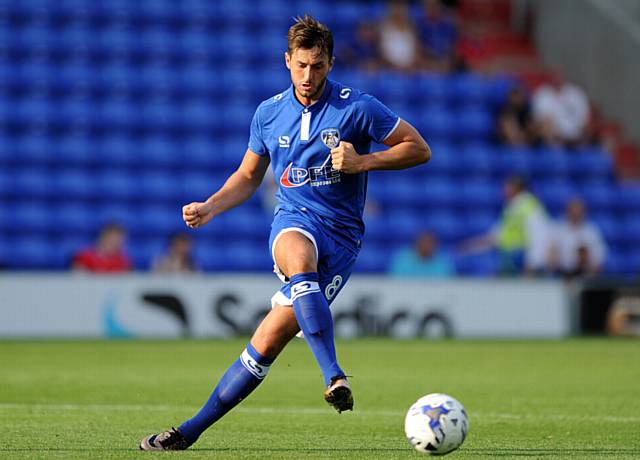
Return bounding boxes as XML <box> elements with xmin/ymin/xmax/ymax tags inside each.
<box><xmin>404</xmin><ymin>393</ymin><xmax>469</xmax><ymax>455</ymax></box>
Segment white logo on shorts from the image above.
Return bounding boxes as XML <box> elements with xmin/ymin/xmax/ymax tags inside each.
<box><xmin>325</xmin><ymin>275</ymin><xmax>343</xmax><ymax>300</ymax></box>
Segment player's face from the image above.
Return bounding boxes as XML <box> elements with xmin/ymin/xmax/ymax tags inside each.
<box><xmin>285</xmin><ymin>47</ymin><xmax>333</xmax><ymax>105</ymax></box>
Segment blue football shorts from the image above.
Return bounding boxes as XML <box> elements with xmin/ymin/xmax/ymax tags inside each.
<box><xmin>268</xmin><ymin>208</ymin><xmax>360</xmax><ymax>309</ymax></box>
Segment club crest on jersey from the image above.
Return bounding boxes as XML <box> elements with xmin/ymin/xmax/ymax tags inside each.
<box><xmin>321</xmin><ymin>128</ymin><xmax>341</xmax><ymax>149</ymax></box>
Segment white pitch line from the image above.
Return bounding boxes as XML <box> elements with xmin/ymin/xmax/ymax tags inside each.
<box><xmin>0</xmin><ymin>403</ymin><xmax>639</xmax><ymax>423</ymax></box>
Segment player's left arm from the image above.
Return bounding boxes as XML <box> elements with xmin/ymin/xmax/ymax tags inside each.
<box><xmin>330</xmin><ymin>119</ymin><xmax>430</xmax><ymax>173</ymax></box>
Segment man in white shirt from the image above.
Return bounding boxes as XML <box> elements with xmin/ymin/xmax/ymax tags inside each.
<box><xmin>532</xmin><ymin>75</ymin><xmax>590</xmax><ymax>146</ymax></box>
<box><xmin>551</xmin><ymin>198</ymin><xmax>607</xmax><ymax>277</ymax></box>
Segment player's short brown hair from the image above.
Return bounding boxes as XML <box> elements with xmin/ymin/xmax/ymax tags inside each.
<box><xmin>287</xmin><ymin>14</ymin><xmax>333</xmax><ymax>60</ymax></box>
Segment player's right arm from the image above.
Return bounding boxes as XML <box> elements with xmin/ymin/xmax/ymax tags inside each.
<box><xmin>182</xmin><ymin>150</ymin><xmax>270</xmax><ymax>229</ymax></box>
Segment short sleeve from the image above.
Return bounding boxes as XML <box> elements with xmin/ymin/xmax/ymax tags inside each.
<box><xmin>358</xmin><ymin>95</ymin><xmax>401</xmax><ymax>144</ymax></box>
<box><xmin>248</xmin><ymin>108</ymin><xmax>268</xmax><ymax>156</ymax></box>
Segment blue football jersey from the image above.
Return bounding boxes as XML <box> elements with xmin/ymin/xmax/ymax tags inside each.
<box><xmin>248</xmin><ymin>79</ymin><xmax>400</xmax><ymax>243</ymax></box>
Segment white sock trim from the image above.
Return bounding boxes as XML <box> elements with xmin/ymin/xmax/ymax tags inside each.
<box><xmin>290</xmin><ymin>280</ymin><xmax>321</xmax><ymax>302</ymax></box>
<box><xmin>240</xmin><ymin>349</ymin><xmax>271</xmax><ymax>380</ymax></box>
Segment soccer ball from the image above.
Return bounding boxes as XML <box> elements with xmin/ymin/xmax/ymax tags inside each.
<box><xmin>404</xmin><ymin>393</ymin><xmax>469</xmax><ymax>455</ymax></box>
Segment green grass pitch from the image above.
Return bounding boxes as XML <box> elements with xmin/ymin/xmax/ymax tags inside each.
<box><xmin>1</xmin><ymin>338</ymin><xmax>639</xmax><ymax>459</ymax></box>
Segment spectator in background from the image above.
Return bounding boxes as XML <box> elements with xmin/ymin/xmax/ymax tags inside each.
<box><xmin>152</xmin><ymin>232</ymin><xmax>198</xmax><ymax>274</ymax></box>
<box><xmin>548</xmin><ymin>198</ymin><xmax>607</xmax><ymax>279</ymax></box>
<box><xmin>72</xmin><ymin>223</ymin><xmax>132</xmax><ymax>273</ymax></box>
<box><xmin>531</xmin><ymin>74</ymin><xmax>590</xmax><ymax>147</ymax></box>
<box><xmin>460</xmin><ymin>176</ymin><xmax>551</xmax><ymax>275</ymax></box>
<box><xmin>416</xmin><ymin>0</ymin><xmax>458</xmax><ymax>72</ymax></box>
<box><xmin>379</xmin><ymin>0</ymin><xmax>423</xmax><ymax>72</ymax></box>
<box><xmin>388</xmin><ymin>231</ymin><xmax>455</xmax><ymax>277</ymax></box>
<box><xmin>496</xmin><ymin>86</ymin><xmax>536</xmax><ymax>146</ymax></box>
<box><xmin>340</xmin><ymin>21</ymin><xmax>384</xmax><ymax>73</ymax></box>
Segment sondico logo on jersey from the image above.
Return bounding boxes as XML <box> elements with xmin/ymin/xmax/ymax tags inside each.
<box><xmin>280</xmin><ymin>128</ymin><xmax>341</xmax><ymax>188</ymax></box>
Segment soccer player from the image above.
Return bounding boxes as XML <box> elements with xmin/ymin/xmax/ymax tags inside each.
<box><xmin>140</xmin><ymin>15</ymin><xmax>430</xmax><ymax>451</ymax></box>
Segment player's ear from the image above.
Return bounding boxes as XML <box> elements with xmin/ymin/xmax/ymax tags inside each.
<box><xmin>328</xmin><ymin>55</ymin><xmax>335</xmax><ymax>72</ymax></box>
<box><xmin>285</xmin><ymin>52</ymin><xmax>291</xmax><ymax>70</ymax></box>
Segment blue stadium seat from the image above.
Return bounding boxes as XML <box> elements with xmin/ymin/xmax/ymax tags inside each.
<box><xmin>386</xmin><ymin>210</ymin><xmax>420</xmax><ymax>242</ymax></box>
<box><xmin>10</xmin><ymin>236</ymin><xmax>58</xmax><ymax>269</ymax></box>
<box><xmin>455</xmin><ymin>251</ymin><xmax>499</xmax><ymax>276</ymax></box>
<box><xmin>534</xmin><ymin>181</ymin><xmax>574</xmax><ymax>215</ymax></box>
<box><xmin>181</xmin><ymin>172</ymin><xmax>226</xmax><ymax>202</ymax></box>
<box><xmin>569</xmin><ymin>146</ymin><xmax>614</xmax><ymax>181</ymax></box>
<box><xmin>14</xmin><ymin>135</ymin><xmax>54</xmax><ymax>165</ymax></box>
<box><xmin>97</xmin><ymin>136</ymin><xmax>141</xmax><ymax>167</ymax></box>
<box><xmin>590</xmin><ymin>213</ymin><xmax>618</xmax><ymax>246</ymax></box>
<box><xmin>353</xmin><ymin>244</ymin><xmax>392</xmax><ymax>273</ymax></box>
<box><xmin>461</xmin><ymin>179</ymin><xmax>502</xmax><ymax>210</ymax></box>
<box><xmin>222</xmin><ymin>242</ymin><xmax>272</xmax><ymax>272</ymax></box>
<box><xmin>580</xmin><ymin>183</ymin><xmax>617</xmax><ymax>211</ymax></box>
<box><xmin>619</xmin><ymin>216</ymin><xmax>640</xmax><ymax>245</ymax></box>
<box><xmin>134</xmin><ymin>206</ymin><xmax>184</xmax><ymax>237</ymax></box>
<box><xmin>139</xmin><ymin>29</ymin><xmax>179</xmax><ymax>62</ymax></box>
<box><xmin>180</xmin><ymin>63</ymin><xmax>217</xmax><ymax>96</ymax></box>
<box><xmin>98</xmin><ymin>203</ymin><xmax>137</xmax><ymax>229</ymax></box>
<box><xmin>142</xmin><ymin>98</ymin><xmax>181</xmax><ymax>131</ymax></box>
<box><xmin>13</xmin><ymin>169</ymin><xmax>52</xmax><ymax>199</ymax></box>
<box><xmin>530</xmin><ymin>147</ymin><xmax>570</xmax><ymax>180</ymax></box>
<box><xmin>96</xmin><ymin>99</ymin><xmax>137</xmax><ymax>129</ymax></box>
<box><xmin>53</xmin><ymin>169</ymin><xmax>99</xmax><ymax>200</ymax></box>
<box><xmin>465</xmin><ymin>210</ymin><xmax>496</xmax><ymax>235</ymax></box>
<box><xmin>225</xmin><ymin>208</ymin><xmax>271</xmax><ymax>240</ymax></box>
<box><xmin>0</xmin><ymin>131</ymin><xmax>15</xmax><ymax>166</ymax></box>
<box><xmin>55</xmin><ymin>202</ymin><xmax>100</xmax><ymax>236</ymax></box>
<box><xmin>456</xmin><ymin>107</ymin><xmax>493</xmax><ymax>140</ymax></box>
<box><xmin>422</xmin><ymin>141</ymin><xmax>459</xmax><ymax>176</ymax></box>
<box><xmin>419</xmin><ymin>106</ymin><xmax>455</xmax><ymax>141</ymax></box>
<box><xmin>625</xmin><ymin>249</ymin><xmax>640</xmax><ymax>275</ymax></box>
<box><xmin>54</xmin><ymin>235</ymin><xmax>91</xmax><ymax>269</ymax></box>
<box><xmin>0</xmin><ymin>169</ymin><xmax>12</xmax><ymax>199</ymax></box>
<box><xmin>496</xmin><ymin>146</ymin><xmax>534</xmax><ymax>177</ymax></box>
<box><xmin>182</xmin><ymin>100</ymin><xmax>224</xmax><ymax>132</ymax></box>
<box><xmin>58</xmin><ymin>98</ymin><xmax>93</xmax><ymax>127</ymax></box>
<box><xmin>461</xmin><ymin>143</ymin><xmax>495</xmax><ymax>177</ymax></box>
<box><xmin>421</xmin><ymin>211</ymin><xmax>466</xmax><ymax>243</ymax></box>
<box><xmin>450</xmin><ymin>74</ymin><xmax>490</xmax><ymax>105</ymax></box>
<box><xmin>616</xmin><ymin>183</ymin><xmax>640</xmax><ymax>214</ymax></box>
<box><xmin>194</xmin><ymin>240</ymin><xmax>227</xmax><ymax>271</ymax></box>
<box><xmin>140</xmin><ymin>136</ymin><xmax>183</xmax><ymax>168</ymax></box>
<box><xmin>13</xmin><ymin>202</ymin><xmax>53</xmax><ymax>233</ymax></box>
<box><xmin>389</xmin><ymin>179</ymin><xmax>431</xmax><ymax>207</ymax></box>
<box><xmin>363</xmin><ymin>213</ymin><xmax>392</xmax><ymax>244</ymax></box>
<box><xmin>129</xmin><ymin>238</ymin><xmax>166</xmax><ymax>270</ymax></box>
<box><xmin>418</xmin><ymin>177</ymin><xmax>458</xmax><ymax>208</ymax></box>
<box><xmin>488</xmin><ymin>75</ymin><xmax>517</xmax><ymax>107</ymax></box>
<box><xmin>57</xmin><ymin>134</ymin><xmax>94</xmax><ymax>166</ymax></box>
<box><xmin>140</xmin><ymin>171</ymin><xmax>183</xmax><ymax>202</ymax></box>
<box><xmin>97</xmin><ymin>170</ymin><xmax>140</xmax><ymax>201</ymax></box>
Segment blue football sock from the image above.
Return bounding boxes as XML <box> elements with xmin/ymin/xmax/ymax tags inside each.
<box><xmin>290</xmin><ymin>272</ymin><xmax>344</xmax><ymax>386</ymax></box>
<box><xmin>178</xmin><ymin>343</ymin><xmax>273</xmax><ymax>444</ymax></box>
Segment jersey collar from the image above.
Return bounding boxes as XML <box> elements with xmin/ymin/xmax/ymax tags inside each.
<box><xmin>288</xmin><ymin>79</ymin><xmax>334</xmax><ymax>113</ymax></box>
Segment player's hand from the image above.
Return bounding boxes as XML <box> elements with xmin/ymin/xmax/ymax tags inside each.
<box><xmin>330</xmin><ymin>141</ymin><xmax>364</xmax><ymax>174</ymax></box>
<box><xmin>182</xmin><ymin>201</ymin><xmax>214</xmax><ymax>229</ymax></box>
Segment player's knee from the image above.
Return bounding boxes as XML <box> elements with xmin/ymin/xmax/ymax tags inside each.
<box><xmin>251</xmin><ymin>333</ymin><xmax>286</xmax><ymax>359</ymax></box>
<box><xmin>274</xmin><ymin>232</ymin><xmax>317</xmax><ymax>276</ymax></box>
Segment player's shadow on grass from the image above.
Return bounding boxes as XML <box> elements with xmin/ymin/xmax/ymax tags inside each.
<box><xmin>468</xmin><ymin>448</ymin><xmax>640</xmax><ymax>457</ymax></box>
